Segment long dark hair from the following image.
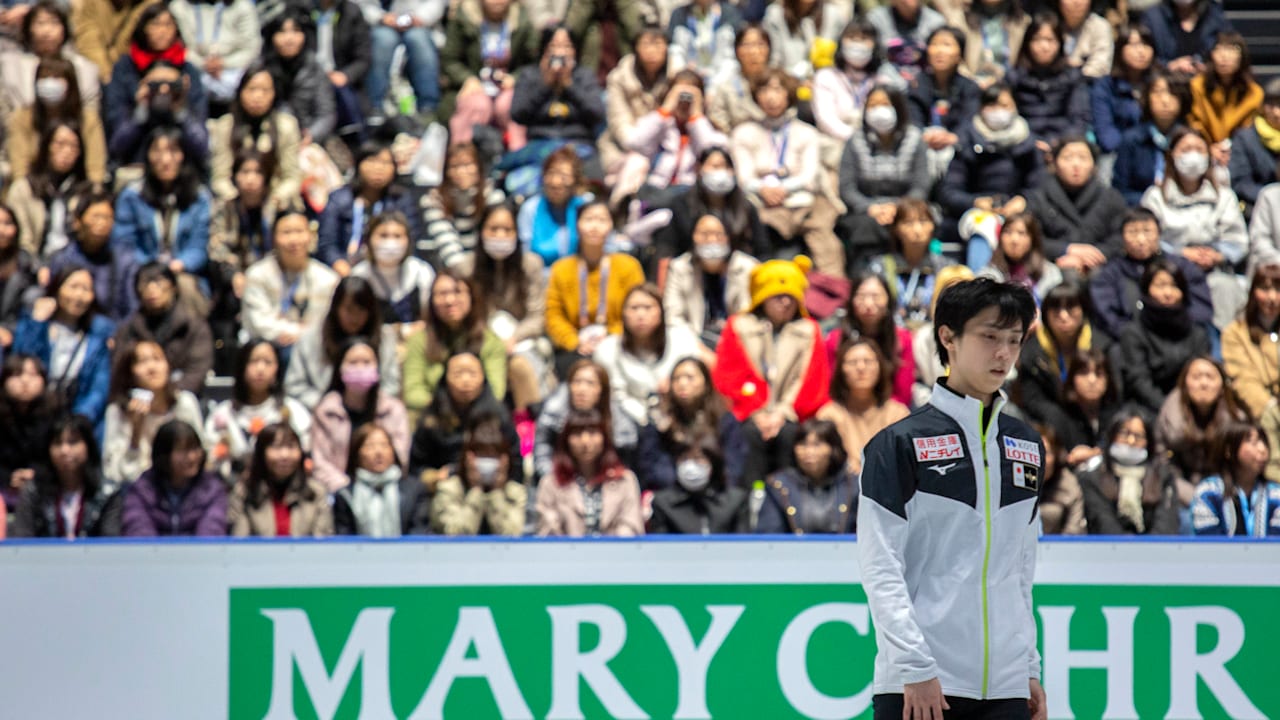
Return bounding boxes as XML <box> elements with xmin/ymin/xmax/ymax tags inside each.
<box><xmin>1062</xmin><ymin>349</ymin><xmax>1117</xmax><ymax>409</ymax></box>
<box><xmin>829</xmin><ymin>336</ymin><xmax>893</xmax><ymax>407</ymax></box>
<box><xmin>0</xmin><ymin>354</ymin><xmax>59</xmax><ymax>428</ymax></box>
<box><xmin>139</xmin><ymin>126</ymin><xmax>203</xmax><ymax>210</ymax></box>
<box><xmin>345</xmin><ymin>422</ymin><xmax>402</xmax><ymax>477</ymax></box>
<box><xmin>782</xmin><ymin>0</ymin><xmax>824</xmax><ymax>34</ymax></box>
<box><xmin>229</xmin><ymin>63</ymin><xmax>281</xmax><ymax>182</ymax></box>
<box><xmin>1016</xmin><ymin>12</ymin><xmax>1068</xmax><ymax>73</ymax></box>
<box><xmin>1203</xmin><ymin>31</ymin><xmax>1255</xmax><ymax>100</ymax></box>
<box><xmin>965</xmin><ymin>0</ymin><xmax>1025</xmax><ymax>28</ymax></box>
<box><xmin>1245</xmin><ymin>262</ymin><xmax>1280</xmax><ymax>344</ymax></box>
<box><xmin>471</xmin><ymin>203</ymin><xmax>531</xmax><ymax>320</ymax></box>
<box><xmin>109</xmin><ymin>340</ymin><xmax>177</xmax><ymax>409</ymax></box>
<box><xmin>990</xmin><ymin>212</ymin><xmax>1047</xmax><ymax>280</ymax></box>
<box><xmin>322</xmin><ymin>277</ymin><xmax>384</xmax><ymax>365</ymax></box>
<box><xmin>1215</xmin><ymin>421</ymin><xmax>1269</xmax><ymax>498</ymax></box>
<box><xmin>552</xmin><ymin>408</ymin><xmax>624</xmax><ymax>485</ymax></box>
<box><xmin>690</xmin><ymin>147</ymin><xmax>754</xmax><ymax>253</ymax></box>
<box><xmin>793</xmin><ymin>418</ymin><xmax>849</xmax><ymax>476</ymax></box>
<box><xmin>326</xmin><ymin>335</ymin><xmax>380</xmax><ymax>396</ymax></box>
<box><xmin>436</xmin><ymin>142</ymin><xmax>486</xmax><ymax>220</ymax></box>
<box><xmin>424</xmin><ymin>269</ymin><xmax>488</xmax><ymax>363</ymax></box>
<box><xmin>46</xmin><ymin>264</ymin><xmax>98</xmax><ymax>331</ymax></box>
<box><xmin>150</xmin><ymin>420</ymin><xmax>206</xmax><ymax>486</ymax></box>
<box><xmin>1112</xmin><ymin>23</ymin><xmax>1156</xmax><ymax>84</ymax></box>
<box><xmin>652</xmin><ymin>357</ymin><xmax>724</xmax><ymax>444</ymax></box>
<box><xmin>842</xmin><ymin>270</ymin><xmax>900</xmax><ymax>374</ymax></box>
<box><xmin>34</xmin><ymin>414</ymin><xmax>103</xmax><ymax>501</ymax></box>
<box><xmin>20</xmin><ymin>0</ymin><xmax>69</xmax><ymax>54</ymax></box>
<box><xmin>243</xmin><ymin>422</ymin><xmax>314</xmax><ymax>508</ymax></box>
<box><xmin>130</xmin><ymin>3</ymin><xmax>183</xmax><ymax>52</ymax></box>
<box><xmin>350</xmin><ymin>141</ymin><xmax>400</xmax><ymax>201</ymax></box>
<box><xmin>32</xmin><ymin>56</ymin><xmax>83</xmax><ymax>128</ymax></box>
<box><xmin>1140</xmin><ymin>256</ymin><xmax>1191</xmax><ymax>306</ymax></box>
<box><xmin>29</xmin><ymin>121</ymin><xmax>88</xmax><ymax>201</ymax></box>
<box><xmin>620</xmin><ymin>284</ymin><xmax>667</xmax><ymax>358</ymax></box>
<box><xmin>418</xmin><ymin>350</ymin><xmax>498</xmax><ymax>435</ymax></box>
<box><xmin>233</xmin><ymin>338</ymin><xmax>285</xmax><ymax>408</ymax></box>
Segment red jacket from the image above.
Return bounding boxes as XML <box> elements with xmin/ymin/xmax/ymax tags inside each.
<box><xmin>713</xmin><ymin>314</ymin><xmax>830</xmax><ymax>422</ymax></box>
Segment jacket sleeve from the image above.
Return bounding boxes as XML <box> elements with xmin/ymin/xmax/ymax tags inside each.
<box><xmin>812</xmin><ymin>71</ymin><xmax>854</xmax><ymax>142</ymax></box>
<box><xmin>634</xmin><ymin>424</ymin><xmax>675</xmax><ymax>490</ymax></box>
<box><xmin>856</xmin><ymin>430</ymin><xmax>940</xmax><ymax>684</ymax></box>
<box><xmin>535</xmin><ymin>475</ymin><xmax>563</xmax><ymax>536</ymax></box>
<box><xmin>304</xmin><ymin>70</ymin><xmax>337</xmax><ymax>142</ymax></box>
<box><xmin>310</xmin><ymin>415</ymin><xmax>351</xmax><ymax>493</ymax></box>
<box><xmin>608</xmin><ymin>472</ymin><xmax>646</xmax><ymax>537</ymax></box>
<box><xmin>1189</xmin><ymin>481</ymin><xmax>1226</xmax><ymax>535</ymax></box>
<box><xmin>220</xmin><ymin>2</ymin><xmax>262</xmax><ymax>69</ymax></box>
<box><xmin>316</xmin><ymin>194</ymin><xmax>345</xmax><ymax>266</ymax></box>
<box><xmin>488</xmin><ymin>479</ymin><xmax>528</xmax><ymax>536</ymax></box>
<box><xmin>176</xmin><ymin>196</ymin><xmax>211</xmax><ymax>274</ymax></box>
<box><xmin>271</xmin><ymin>115</ymin><xmax>304</xmax><ymax>210</ymax></box>
<box><xmin>720</xmin><ymin>414</ymin><xmax>748</xmax><ymax>487</ymax></box>
<box><xmin>339</xmin><ymin>9</ymin><xmax>373</xmax><ymax>81</ymax></box>
<box><xmin>1119</xmin><ymin>331</ymin><xmax>1164</xmax><ymax>412</ymax></box>
<box><xmin>480</xmin><ymin>332</ymin><xmax>508</xmax><ymax>401</ymax></box>
<box><xmin>401</xmin><ymin>328</ymin><xmax>431</xmax><ymax>413</ymax></box>
<box><xmin>514</xmin><ymin>253</ymin><xmax>547</xmax><ymax>342</ymax></box>
<box><xmin>1020</xmin><ymin>503</ymin><xmax>1042</xmax><ymax>681</ymax></box>
<box><xmin>242</xmin><ymin>271</ymin><xmax>294</xmax><ymax>342</ymax></box>
<box><xmin>753</xmin><ymin>481</ymin><xmax>789</xmax><ymax>533</ymax></box>
<box><xmin>544</xmin><ymin>262</ymin><xmax>581</xmax><ymax>351</ymax></box>
<box><xmin>332</xmin><ymin>493</ymin><xmax>357</xmax><ymax>535</ymax></box>
<box><xmin>1078</xmin><ymin>468</ymin><xmax>1129</xmax><ymax>535</ymax></box>
<box><xmin>1091</xmin><ymin>80</ymin><xmax>1122</xmax><ymax>153</ymax></box>
<box><xmin>72</xmin><ymin>0</ymin><xmax>113</xmax><ymax>82</ymax></box>
<box><xmin>839</xmin><ymin>141</ymin><xmax>873</xmax><ymax>214</ymax></box>
<box><xmin>939</xmin><ymin>147</ymin><xmax>979</xmax><ymax>216</ymax></box>
<box><xmin>431</xmin><ymin>478</ymin><xmax>484</xmax><ymax>535</ymax></box>
<box><xmin>227</xmin><ymin>487</ymin><xmax>251</xmax><ymax>537</ymax></box>
<box><xmin>509</xmin><ymin>69</ymin><xmax>555</xmax><ymax>126</ymax></box>
<box><xmin>1228</xmin><ymin>130</ymin><xmax>1264</xmax><ymax>205</ymax></box>
<box><xmin>1067</xmin><ymin>80</ymin><xmax>1092</xmax><ymax>138</ymax></box>
<box><xmin>121</xmin><ymin>485</ymin><xmax>159</xmax><ymax>537</ymax></box>
<box><xmin>1221</xmin><ymin>322</ymin><xmax>1274</xmax><ymax>419</ymax></box>
<box><xmin>195</xmin><ymin>485</ymin><xmax>229</xmax><ymax>536</ymax></box>
<box><xmin>110</xmin><ymin>191</ymin><xmax>149</xmax><ymax>259</ymax></box>
<box><xmin>564</xmin><ymin>67</ymin><xmax>606</xmax><ymax>128</ymax></box>
<box><xmin>8</xmin><ymin>483</ymin><xmax>39</xmax><ymax>537</ymax></box>
<box><xmin>440</xmin><ymin>17</ymin><xmax>474</xmax><ymax>89</ymax></box>
<box><xmin>1213</xmin><ymin>191</ymin><xmax>1249</xmax><ymax>267</ymax></box>
<box><xmin>74</xmin><ymin>338</ymin><xmax>113</xmax><ymax>427</ymax></box>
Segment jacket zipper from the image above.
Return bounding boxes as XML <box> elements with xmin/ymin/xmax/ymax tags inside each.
<box><xmin>979</xmin><ymin>410</ymin><xmax>993</xmax><ymax>698</ymax></box>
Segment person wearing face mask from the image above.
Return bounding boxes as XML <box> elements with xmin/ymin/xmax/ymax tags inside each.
<box><xmin>419</xmin><ymin>142</ymin><xmax>508</xmax><ymax>270</ymax></box>
<box><xmin>1192</xmin><ymin>421</ymin><xmax>1280</xmax><ymax>536</ymax></box>
<box><xmin>227</xmin><ymin>423</ymin><xmax>332</xmax><ymax>537</ymax></box>
<box><xmin>649</xmin><ymin>434</ymin><xmax>750</xmax><ymax>534</ymax></box>
<box><xmin>350</xmin><ymin>212</ymin><xmax>436</xmax><ymax>340</ymax></box>
<box><xmin>431</xmin><ymin>414</ymin><xmax>527</xmax><ymax>536</ymax></box>
<box><xmin>1078</xmin><ymin>408</ymin><xmax>1181</xmax><ymax>535</ymax></box>
<box><xmin>663</xmin><ymin>213</ymin><xmax>759</xmax><ymax>350</ymax></box>
<box><xmin>0</xmin><ymin>1</ymin><xmax>100</xmax><ymax>117</ymax></box>
<box><xmin>813</xmin><ymin>20</ymin><xmax>907</xmax><ymax>143</ymax></box>
<box><xmin>754</xmin><ymin>418</ymin><xmax>857</xmax><ymax>534</ymax></box>
<box><xmin>334</xmin><ymin>423</ymin><xmax>431</xmax><ymax>537</ymax></box>
<box><xmin>761</xmin><ymin>0</ymin><xmax>849</xmax><ymax>83</ymax></box>
<box><xmin>9</xmin><ymin>414</ymin><xmax>123</xmax><ymax>538</ymax></box>
<box><xmin>317</xmin><ymin>142</ymin><xmax>420</xmax><ymax>277</ymax></box>
<box><xmin>6</xmin><ymin>56</ymin><xmax>106</xmax><ymax>187</ymax></box>
<box><xmin>651</xmin><ymin>146</ymin><xmax>770</xmax><ymax>266</ymax></box>
<box><xmin>1026</xmin><ymin>136</ymin><xmax>1126</xmax><ymax>274</ymax></box>
<box><xmin>636</xmin><ymin>357</ymin><xmax>746</xmax><ymax>490</ymax></box>
<box><xmin>242</xmin><ymin>210</ymin><xmax>340</xmax><ymax>351</ymax></box>
<box><xmin>310</xmin><ymin>336</ymin><xmax>411</xmax><ymax>493</ymax></box>
<box><xmin>1223</xmin><ymin>263</ymin><xmax>1280</xmax><ymax>422</ymax></box>
<box><xmin>865</xmin><ymin>0</ymin><xmax>945</xmax><ymax>80</ymax></box>
<box><xmin>1119</xmin><ymin>259</ymin><xmax>1211</xmax><ymax>415</ymax></box>
<box><xmin>120</xmin><ymin>420</ymin><xmax>225</xmax><ymax>536</ymax></box>
<box><xmin>1152</xmin><ymin>355</ymin><xmax>1245</xmax><ymax>507</ymax></box>
<box><xmin>114</xmin><ymin>262</ymin><xmax>214</xmax><ymax>396</ymax></box>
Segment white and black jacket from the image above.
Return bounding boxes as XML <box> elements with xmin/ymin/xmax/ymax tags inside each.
<box><xmin>857</xmin><ymin>380</ymin><xmax>1042</xmax><ymax>700</ymax></box>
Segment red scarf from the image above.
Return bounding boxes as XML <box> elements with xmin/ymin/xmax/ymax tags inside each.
<box><xmin>130</xmin><ymin>41</ymin><xmax>187</xmax><ymax>73</ymax></box>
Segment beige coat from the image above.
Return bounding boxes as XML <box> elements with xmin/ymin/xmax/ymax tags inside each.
<box><xmin>1067</xmin><ymin>14</ymin><xmax>1114</xmax><ymax>79</ymax></box>
<box><xmin>456</xmin><ymin>251</ymin><xmax>547</xmax><ymax>344</ymax></box>
<box><xmin>723</xmin><ymin>313</ymin><xmax>825</xmax><ymax>421</ymax></box>
<box><xmin>5</xmin><ymin>178</ymin><xmax>52</xmax><ymax>257</ymax></box>
<box><xmin>1041</xmin><ymin>467</ymin><xmax>1086</xmax><ymax>535</ymax></box>
<box><xmin>940</xmin><ymin>4</ymin><xmax>1029</xmax><ymax>86</ymax></box>
<box><xmin>207</xmin><ymin>112</ymin><xmax>304</xmax><ymax>208</ymax></box>
<box><xmin>731</xmin><ymin>114</ymin><xmax>824</xmax><ymax>206</ymax></box>
<box><xmin>431</xmin><ymin>475</ymin><xmax>527</xmax><ymax>536</ymax></box>
<box><xmin>535</xmin><ymin>470</ymin><xmax>645</xmax><ymax>537</ymax></box>
<box><xmin>0</xmin><ymin>48</ymin><xmax>101</xmax><ymax>116</ymax></box>
<box><xmin>815</xmin><ymin>398</ymin><xmax>910</xmax><ymax>474</ymax></box>
<box><xmin>601</xmin><ymin>53</ymin><xmax>669</xmax><ymax>176</ymax></box>
<box><xmin>706</xmin><ymin>72</ymin><xmax>765</xmax><ymax>134</ymax></box>
<box><xmin>5</xmin><ymin>105</ymin><xmax>107</xmax><ymax>184</ymax></box>
<box><xmin>663</xmin><ymin>250</ymin><xmax>757</xmax><ymax>337</ymax></box>
<box><xmin>227</xmin><ymin>478</ymin><xmax>335</xmax><ymax>537</ymax></box>
<box><xmin>241</xmin><ymin>256</ymin><xmax>339</xmax><ymax>344</ymax></box>
<box><xmin>70</xmin><ymin>0</ymin><xmax>163</xmax><ymax>82</ymax></box>
<box><xmin>1222</xmin><ymin>317</ymin><xmax>1280</xmax><ymax>421</ymax></box>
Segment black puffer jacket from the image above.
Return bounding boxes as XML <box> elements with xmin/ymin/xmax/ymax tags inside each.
<box><xmin>939</xmin><ymin>122</ymin><xmax>1045</xmax><ymax>218</ymax></box>
<box><xmin>1027</xmin><ymin>176</ymin><xmax>1127</xmax><ymax>261</ymax></box>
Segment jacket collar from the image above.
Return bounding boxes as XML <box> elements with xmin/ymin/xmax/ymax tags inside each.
<box><xmin>929</xmin><ymin>378</ymin><xmax>1006</xmax><ymax>429</ymax></box>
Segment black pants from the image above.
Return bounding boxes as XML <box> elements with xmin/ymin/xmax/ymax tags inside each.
<box><xmin>873</xmin><ymin>695</ymin><xmax>1030</xmax><ymax>720</ymax></box>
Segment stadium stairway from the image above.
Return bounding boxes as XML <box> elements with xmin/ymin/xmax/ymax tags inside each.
<box><xmin>1225</xmin><ymin>0</ymin><xmax>1280</xmax><ymax>79</ymax></box>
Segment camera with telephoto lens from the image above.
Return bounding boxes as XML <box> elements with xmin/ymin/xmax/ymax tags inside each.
<box><xmin>678</xmin><ymin>91</ymin><xmax>694</xmax><ymax>105</ymax></box>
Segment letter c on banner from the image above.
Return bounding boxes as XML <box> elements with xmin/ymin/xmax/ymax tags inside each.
<box><xmin>776</xmin><ymin>603</ymin><xmax>872</xmax><ymax>719</ymax></box>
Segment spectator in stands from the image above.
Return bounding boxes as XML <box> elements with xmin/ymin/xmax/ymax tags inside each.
<box><xmin>732</xmin><ymin>69</ymin><xmax>843</xmax><ymax>276</ymax></box>
<box><xmin>593</xmin><ymin>283</ymin><xmax>706</xmax><ymax>427</ymax></box>
<box><xmin>12</xmin><ymin>266</ymin><xmax>114</xmax><ymax>428</ymax></box>
<box><xmin>907</xmin><ymin>26</ymin><xmax>980</xmax><ymax>181</ymax></box>
<box><xmin>1141</xmin><ymin>126</ymin><xmax>1248</xmax><ymax>330</ymax></box>
<box><xmin>409</xmin><ymin>351</ymin><xmax>520</xmax><ymax>485</ymax></box>
<box><xmin>1054</xmin><ymin>349</ymin><xmax>1121</xmax><ymax>470</ymax></box>
<box><xmin>1090</xmin><ymin>208</ymin><xmax>1214</xmax><ymax>342</ymax></box>
<box><xmin>9</xmin><ymin>414</ymin><xmax>121</xmax><ymax>538</ymax></box>
<box><xmin>939</xmin><ymin>83</ymin><xmax>1043</xmax><ymax>268</ymax></box>
<box><xmin>649</xmin><ymin>430</ymin><xmax>750</xmax><ymax>534</ymax></box>
<box><xmin>349</xmin><ymin>211</ymin><xmax>436</xmax><ymax>336</ymax></box>
<box><xmin>431</xmin><ymin>414</ymin><xmax>527</xmax><ymax>536</ymax></box>
<box><xmin>545</xmin><ymin>201</ymin><xmax>645</xmax><ymax>376</ymax></box>
<box><xmin>8</xmin><ymin>121</ymin><xmax>90</xmax><ymax>260</ymax></box>
<box><xmin>283</xmin><ymin>277</ymin><xmax>400</xmax><ymax>407</ymax></box>
<box><xmin>599</xmin><ymin>26</ymin><xmax>670</xmax><ymax>199</ymax></box>
<box><xmin>663</xmin><ymin>213</ymin><xmax>759</xmax><ymax>351</ymax></box>
<box><xmin>102</xmin><ymin>339</ymin><xmax>204</xmax><ymax>488</ymax></box>
<box><xmin>227</xmin><ymin>423</ymin><xmax>332</xmax><ymax>537</ymax></box>
<box><xmin>104</xmin><ymin>4</ymin><xmax>208</xmax><ymax>144</ymax></box>
<box><xmin>516</xmin><ymin>146</ymin><xmax>592</xmax><ymax>268</ymax></box>
<box><xmin>755</xmin><ymin>417</ymin><xmax>857</xmax><ymax>534</ymax></box>
<box><xmin>1191</xmin><ymin>421</ymin><xmax>1280</xmax><ymax>536</ymax></box>
<box><xmin>71</xmin><ymin>0</ymin><xmax>161</xmax><ymax>83</ymax></box>
<box><xmin>1188</xmin><ymin>31</ymin><xmax>1261</xmax><ymax>171</ymax></box>
<box><xmin>1006</xmin><ymin>13</ymin><xmax>1091</xmax><ymax>147</ymax></box>
<box><xmin>120</xmin><ymin>419</ymin><xmax>223</xmax><ymax>536</ymax></box>
<box><xmin>1228</xmin><ymin>77</ymin><xmax>1280</xmax><ymax>215</ymax></box>
<box><xmin>1092</xmin><ymin>23</ymin><xmax>1156</xmax><ymax>156</ymax></box>
<box><xmin>1058</xmin><ymin>0</ymin><xmax>1112</xmax><ymax>78</ymax></box>
<box><xmin>1223</xmin><ymin>262</ymin><xmax>1280</xmax><ymax>421</ymax></box>
<box><xmin>317</xmin><ymin>141</ymin><xmax>419</xmax><ymax>276</ymax></box>
<box><xmin>636</xmin><ymin>357</ymin><xmax>746</xmax><ymax>489</ymax></box>
<box><xmin>208</xmin><ymin>148</ymin><xmax>278</xmax><ymax>288</ymax></box>
<box><xmin>836</xmin><ymin>83</ymin><xmax>929</xmax><ymax>262</ymax></box>
<box><xmin>0</xmin><ymin>204</ymin><xmax>39</xmax><ymax>341</ymax></box>
<box><xmin>911</xmin><ymin>264</ymin><xmax>974</xmax><ymax>406</ymax></box>
<box><xmin>940</xmin><ymin>0</ymin><xmax>1029</xmax><ymax>88</ymax></box>
<box><xmin>0</xmin><ymin>1</ymin><xmax>99</xmax><ymax>116</ymax></box>
<box><xmin>418</xmin><ymin>143</ymin><xmax>506</xmax><ymax>269</ymax></box>
<box><xmin>651</xmin><ymin>147</ymin><xmax>769</xmax><ymax>266</ymax></box>
<box><xmin>976</xmin><ymin>212</ymin><xmax>1062</xmax><ymax>305</ymax></box>
<box><xmin>262</xmin><ymin>7</ymin><xmax>335</xmax><ymax>144</ymax></box>
<box><xmin>311</xmin><ymin>0</ymin><xmax>373</xmax><ymax>145</ymax></box>
<box><xmin>864</xmin><ymin>199</ymin><xmax>954</xmax><ymax>330</ymax></box>
<box><xmin>812</xmin><ymin>20</ymin><xmax>906</xmax><ymax>143</ymax></box>
<box><xmin>0</xmin><ymin>354</ymin><xmax>58</xmax><ymax>514</ymax></box>
<box><xmin>111</xmin><ymin>126</ymin><xmax>212</xmax><ymax>313</ymax></box>
<box><xmin>536</xmin><ymin>407</ymin><xmax>645</xmax><ymax>537</ymax></box>
<box><xmin>208</xmin><ymin>65</ymin><xmax>302</xmax><ymax>210</ymax></box>
<box><xmin>816</xmin><ymin>336</ymin><xmax>909</xmax><ymax>474</ymax></box>
<box><xmin>1028</xmin><ymin>137</ymin><xmax>1125</xmax><ymax>273</ymax></box>
<box><xmin>334</xmin><ymin>423</ymin><xmax>431</xmax><ymax>536</ymax></box>
<box><xmin>1155</xmin><ymin>355</ymin><xmax>1244</xmax><ymax>495</ymax></box>
<box><xmin>827</xmin><ymin>270</ymin><xmax>913</xmax><ymax>406</ymax></box>
<box><xmin>1036</xmin><ymin>423</ymin><xmax>1085</xmax><ymax>535</ymax></box>
<box><xmin>403</xmin><ymin>270</ymin><xmax>506</xmax><ymax>417</ymax></box>
<box><xmin>1016</xmin><ymin>281</ymin><xmax>1110</xmax><ymax>426</ymax></box>
<box><xmin>1141</xmin><ymin>0</ymin><xmax>1232</xmax><ymax>75</ymax></box>
<box><xmin>206</xmin><ymin>340</ymin><xmax>311</xmax><ymax>484</ymax></box>
<box><xmin>714</xmin><ymin>256</ymin><xmax>830</xmax><ymax>484</ymax></box>
<box><xmin>1080</xmin><ymin>408</ymin><xmax>1180</xmax><ymax>535</ymax></box>
<box><xmin>310</xmin><ymin>336</ymin><xmax>410</xmax><ymax>492</ymax></box>
<box><xmin>168</xmin><ymin>0</ymin><xmax>259</xmax><ymax>108</ymax></box>
<box><xmin>441</xmin><ymin>0</ymin><xmax>538</xmax><ymax>147</ymax></box>
<box><xmin>1120</xmin><ymin>259</ymin><xmax>1211</xmax><ymax>414</ymax></box>
<box><xmin>705</xmin><ymin>23</ymin><xmax>768</xmax><ymax>133</ymax></box>
<box><xmin>762</xmin><ymin>0</ymin><xmax>848</xmax><ymax>83</ymax></box>
<box><xmin>243</xmin><ymin>209</ymin><xmax>341</xmax><ymax>352</ymax></box>
<box><xmin>534</xmin><ymin>358</ymin><xmax>639</xmax><ymax>480</ymax></box>
<box><xmin>106</xmin><ymin>59</ymin><xmax>209</xmax><ymax>167</ymax></box>
<box><xmin>360</xmin><ymin>0</ymin><xmax>443</xmax><ymax>121</ymax></box>
<box><xmin>115</xmin><ymin>263</ymin><xmax>212</xmax><ymax>396</ymax></box>
<box><xmin>46</xmin><ymin>191</ymin><xmax>137</xmax><ymax>323</ymax></box>
<box><xmin>866</xmin><ymin>0</ymin><xmax>945</xmax><ymax>79</ymax></box>
<box><xmin>6</xmin><ymin>57</ymin><xmax>105</xmax><ymax>186</ymax></box>
<box><xmin>1113</xmin><ymin>68</ymin><xmax>1187</xmax><ymax>206</ymax></box>
<box><xmin>510</xmin><ymin>24</ymin><xmax>606</xmax><ymax>148</ymax></box>
<box><xmin>666</xmin><ymin>0</ymin><xmax>742</xmax><ymax>85</ymax></box>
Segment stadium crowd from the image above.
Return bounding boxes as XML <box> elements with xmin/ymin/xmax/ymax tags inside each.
<box><xmin>0</xmin><ymin>0</ymin><xmax>1277</xmax><ymax>540</ymax></box>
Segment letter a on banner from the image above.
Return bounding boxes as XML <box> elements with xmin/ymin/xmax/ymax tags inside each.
<box><xmin>408</xmin><ymin>607</ymin><xmax>533</xmax><ymax>720</ymax></box>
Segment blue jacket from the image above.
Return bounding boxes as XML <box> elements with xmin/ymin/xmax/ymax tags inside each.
<box><xmin>1191</xmin><ymin>476</ymin><xmax>1280</xmax><ymax>537</ymax></box>
<box><xmin>103</xmin><ymin>56</ymin><xmax>208</xmax><ymax>141</ymax></box>
<box><xmin>634</xmin><ymin>412</ymin><xmax>747</xmax><ymax>491</ymax></box>
<box><xmin>45</xmin><ymin>244</ymin><xmax>140</xmax><ymax>323</ymax></box>
<box><xmin>1090</xmin><ymin>75</ymin><xmax>1144</xmax><ymax>154</ymax></box>
<box><xmin>939</xmin><ymin>122</ymin><xmax>1045</xmax><ymax>218</ymax></box>
<box><xmin>1113</xmin><ymin>123</ymin><xmax>1181</xmax><ymax>206</ymax></box>
<box><xmin>1141</xmin><ymin>2</ymin><xmax>1232</xmax><ymax>65</ymax></box>
<box><xmin>11</xmin><ymin>313</ymin><xmax>116</xmax><ymax>427</ymax></box>
<box><xmin>755</xmin><ymin>466</ymin><xmax>859</xmax><ymax>535</ymax></box>
<box><xmin>110</xmin><ymin>185</ymin><xmax>211</xmax><ymax>274</ymax></box>
<box><xmin>316</xmin><ymin>185</ymin><xmax>421</xmax><ymax>267</ymax></box>
<box><xmin>1227</xmin><ymin>124</ymin><xmax>1278</xmax><ymax>209</ymax></box>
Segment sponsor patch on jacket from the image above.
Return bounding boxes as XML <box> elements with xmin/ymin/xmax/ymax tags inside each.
<box><xmin>1003</xmin><ymin>437</ymin><xmax>1041</xmax><ymax>466</ymax></box>
<box><xmin>1013</xmin><ymin>462</ymin><xmax>1038</xmax><ymax>492</ymax></box>
<box><xmin>914</xmin><ymin>434</ymin><xmax>964</xmax><ymax>462</ymax></box>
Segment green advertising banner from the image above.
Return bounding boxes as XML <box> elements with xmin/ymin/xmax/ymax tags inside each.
<box><xmin>229</xmin><ymin>583</ymin><xmax>1279</xmax><ymax>720</ymax></box>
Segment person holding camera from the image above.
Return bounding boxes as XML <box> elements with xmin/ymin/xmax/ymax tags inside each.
<box><xmin>359</xmin><ymin>0</ymin><xmax>444</xmax><ymax>122</ymax></box>
<box><xmin>511</xmin><ymin>24</ymin><xmax>605</xmax><ymax>149</ymax></box>
<box><xmin>103</xmin><ymin>4</ymin><xmax>207</xmax><ymax>145</ymax></box>
<box><xmin>107</xmin><ymin>60</ymin><xmax>209</xmax><ymax>168</ymax></box>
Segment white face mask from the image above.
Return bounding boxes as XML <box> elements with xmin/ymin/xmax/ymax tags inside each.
<box><xmin>676</xmin><ymin>459</ymin><xmax>712</xmax><ymax>492</ymax></box>
<box><xmin>1173</xmin><ymin>151</ymin><xmax>1209</xmax><ymax>179</ymax></box>
<box><xmin>483</xmin><ymin>236</ymin><xmax>517</xmax><ymax>260</ymax></box>
<box><xmin>1109</xmin><ymin>443</ymin><xmax>1149</xmax><ymax>466</ymax></box>
<box><xmin>982</xmin><ymin>108</ymin><xmax>1016</xmax><ymax>131</ymax></box>
<box><xmin>1171</xmin><ymin>0</ymin><xmax>1195</xmax><ymax>6</ymax></box>
<box><xmin>841</xmin><ymin>40</ymin><xmax>873</xmax><ymax>68</ymax></box>
<box><xmin>371</xmin><ymin>240</ymin><xmax>407</xmax><ymax>265</ymax></box>
<box><xmin>35</xmin><ymin>77</ymin><xmax>67</xmax><ymax>104</ymax></box>
<box><xmin>701</xmin><ymin>169</ymin><xmax>736</xmax><ymax>195</ymax></box>
<box><xmin>694</xmin><ymin>242</ymin><xmax>731</xmax><ymax>262</ymax></box>
<box><xmin>473</xmin><ymin>456</ymin><xmax>502</xmax><ymax>487</ymax></box>
<box><xmin>864</xmin><ymin>105</ymin><xmax>898</xmax><ymax>134</ymax></box>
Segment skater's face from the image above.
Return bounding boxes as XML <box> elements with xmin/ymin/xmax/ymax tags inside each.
<box><xmin>938</xmin><ymin>306</ymin><xmax>1025</xmax><ymax>397</ymax></box>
